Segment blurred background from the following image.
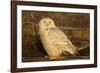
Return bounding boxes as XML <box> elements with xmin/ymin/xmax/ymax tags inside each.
<box><xmin>22</xmin><ymin>10</ymin><xmax>90</xmax><ymax>62</ymax></box>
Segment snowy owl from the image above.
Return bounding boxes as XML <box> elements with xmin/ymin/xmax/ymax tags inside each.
<box><xmin>39</xmin><ymin>17</ymin><xmax>78</xmax><ymax>60</ymax></box>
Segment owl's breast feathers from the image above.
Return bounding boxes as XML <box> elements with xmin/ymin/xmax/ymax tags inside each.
<box><xmin>45</xmin><ymin>27</ymin><xmax>69</xmax><ymax>42</ymax></box>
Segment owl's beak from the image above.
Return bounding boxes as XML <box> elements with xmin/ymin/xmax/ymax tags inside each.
<box><xmin>46</xmin><ymin>24</ymin><xmax>49</xmax><ymax>26</ymax></box>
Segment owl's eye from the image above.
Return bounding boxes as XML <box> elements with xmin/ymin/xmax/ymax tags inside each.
<box><xmin>49</xmin><ymin>21</ymin><xmax>51</xmax><ymax>23</ymax></box>
<box><xmin>43</xmin><ymin>21</ymin><xmax>46</xmax><ymax>23</ymax></box>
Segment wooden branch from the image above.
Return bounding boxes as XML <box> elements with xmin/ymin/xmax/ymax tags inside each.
<box><xmin>30</xmin><ymin>13</ymin><xmax>38</xmax><ymax>36</ymax></box>
<box><xmin>78</xmin><ymin>44</ymin><xmax>89</xmax><ymax>51</ymax></box>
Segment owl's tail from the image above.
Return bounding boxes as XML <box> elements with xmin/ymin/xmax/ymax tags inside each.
<box><xmin>62</xmin><ymin>47</ymin><xmax>79</xmax><ymax>56</ymax></box>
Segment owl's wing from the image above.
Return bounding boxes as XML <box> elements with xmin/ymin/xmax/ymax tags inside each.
<box><xmin>48</xmin><ymin>27</ymin><xmax>77</xmax><ymax>55</ymax></box>
<box><xmin>48</xmin><ymin>28</ymin><xmax>69</xmax><ymax>43</ymax></box>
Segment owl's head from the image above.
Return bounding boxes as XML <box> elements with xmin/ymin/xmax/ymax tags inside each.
<box><xmin>39</xmin><ymin>17</ymin><xmax>56</xmax><ymax>30</ymax></box>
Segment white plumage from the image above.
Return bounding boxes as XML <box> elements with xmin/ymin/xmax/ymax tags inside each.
<box><xmin>39</xmin><ymin>17</ymin><xmax>77</xmax><ymax>60</ymax></box>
